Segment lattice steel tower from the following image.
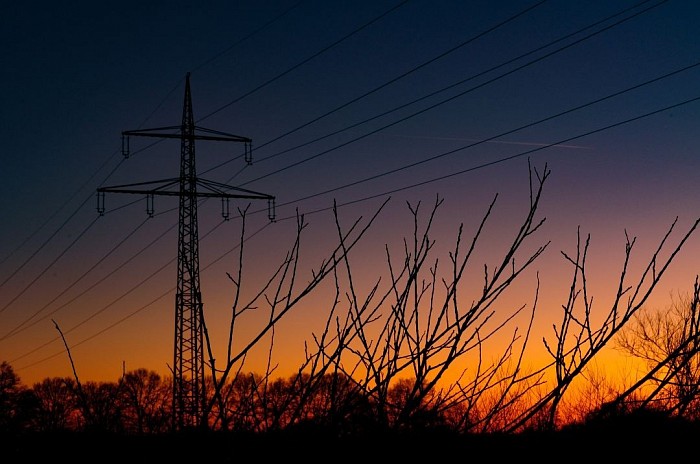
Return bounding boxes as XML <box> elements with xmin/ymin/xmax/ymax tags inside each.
<box><xmin>97</xmin><ymin>73</ymin><xmax>275</xmax><ymax>430</ymax></box>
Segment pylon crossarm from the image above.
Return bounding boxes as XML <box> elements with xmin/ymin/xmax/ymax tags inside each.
<box><xmin>123</xmin><ymin>125</ymin><xmax>180</xmax><ymax>135</ymax></box>
<box><xmin>194</xmin><ymin>126</ymin><xmax>252</xmax><ymax>143</ymax></box>
<box><xmin>123</xmin><ymin>125</ymin><xmax>252</xmax><ymax>143</ymax></box>
<box><xmin>98</xmin><ymin>178</ymin><xmax>180</xmax><ymax>192</ymax></box>
<box><xmin>196</xmin><ymin>178</ymin><xmax>275</xmax><ymax>200</ymax></box>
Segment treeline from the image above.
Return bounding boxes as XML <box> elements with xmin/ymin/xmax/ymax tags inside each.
<box><xmin>2</xmin><ymin>360</ymin><xmax>700</xmax><ymax>461</ymax></box>
<box><xmin>2</xmin><ymin>360</ymin><xmax>700</xmax><ymax>434</ymax></box>
<box><xmin>0</xmin><ymin>362</ymin><xmax>554</xmax><ymax>435</ymax></box>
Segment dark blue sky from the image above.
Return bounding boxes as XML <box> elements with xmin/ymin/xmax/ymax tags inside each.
<box><xmin>3</xmin><ymin>0</ymin><xmax>700</xmax><ymax>385</ymax></box>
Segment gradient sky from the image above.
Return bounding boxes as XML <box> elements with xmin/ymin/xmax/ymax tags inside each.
<box><xmin>3</xmin><ymin>0</ymin><xmax>700</xmax><ymax>387</ymax></box>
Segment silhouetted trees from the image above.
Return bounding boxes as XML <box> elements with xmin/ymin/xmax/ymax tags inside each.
<box><xmin>613</xmin><ymin>277</ymin><xmax>700</xmax><ymax>418</ymax></box>
<box><xmin>30</xmin><ymin>377</ymin><xmax>77</xmax><ymax>432</ymax></box>
<box><xmin>5</xmin><ymin>162</ymin><xmax>700</xmax><ymax>452</ymax></box>
<box><xmin>0</xmin><ymin>361</ymin><xmax>33</xmax><ymax>433</ymax></box>
<box><xmin>118</xmin><ymin>368</ymin><xmax>171</xmax><ymax>434</ymax></box>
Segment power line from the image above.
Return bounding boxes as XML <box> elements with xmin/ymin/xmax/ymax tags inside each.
<box><xmin>0</xmin><ymin>216</ymin><xmax>153</xmax><ymax>341</ymax></box>
<box><xmin>0</xmin><ymin>156</ymin><xmax>125</xmax><ymax>292</ymax></box>
<box><xmin>0</xmin><ymin>78</ymin><xmax>187</xmax><ymax>291</ymax></box>
<box><xmin>197</xmin><ymin>0</ymin><xmax>412</xmax><ymax>123</ymax></box>
<box><xmin>6</xmin><ymin>0</ymin><xmax>687</xmax><ymax>373</ymax></box>
<box><xmin>0</xmin><ymin>213</ymin><xmax>102</xmax><ymax>315</ymax></box>
<box><xmin>322</xmin><ymin>94</ymin><xmax>700</xmax><ymax>208</ymax></box>
<box><xmin>200</xmin><ymin>0</ymin><xmax>552</xmax><ymax>177</ymax></box>
<box><xmin>0</xmin><ymin>2</ymin><xmax>309</xmax><ymax>318</ymax></box>
<box><xmin>12</xmin><ymin>90</ymin><xmax>700</xmax><ymax>368</ymax></box>
<box><xmin>235</xmin><ymin>0</ymin><xmax>669</xmax><ymax>187</ymax></box>
<box><xmin>273</xmin><ymin>60</ymin><xmax>700</xmax><ymax>208</ymax></box>
<box><xmin>13</xmin><ymin>219</ymin><xmax>274</xmax><ymax>370</ymax></box>
<box><xmin>250</xmin><ymin>0</ymin><xmax>663</xmax><ymax>168</ymax></box>
<box><xmin>190</xmin><ymin>1</ymin><xmax>306</xmax><ymax>74</ymax></box>
<box><xmin>0</xmin><ymin>152</ymin><xmax>122</xmax><ymax>269</ymax></box>
<box><xmin>247</xmin><ymin>0</ymin><xmax>548</xmax><ymax>153</ymax></box>
<box><xmin>7</xmin><ymin>0</ymin><xmax>674</xmax><ymax>329</ymax></box>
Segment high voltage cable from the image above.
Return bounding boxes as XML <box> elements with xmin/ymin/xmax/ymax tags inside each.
<box><xmin>273</xmin><ymin>61</ymin><xmax>700</xmax><ymax>208</ymax></box>
<box><xmin>235</xmin><ymin>0</ymin><xmax>669</xmax><ymax>188</ymax></box>
<box><xmin>252</xmin><ymin>0</ymin><xmax>661</xmax><ymax>164</ymax></box>
<box><xmin>20</xmin><ymin>0</ymin><xmax>546</xmax><ymax>348</ymax></box>
<box><xmin>2</xmin><ymin>0</ymin><xmax>670</xmax><ymax>321</ymax></box>
<box><xmin>16</xmin><ymin>286</ymin><xmax>173</xmax><ymax>369</ymax></box>
<box><xmin>0</xmin><ymin>78</ymin><xmax>186</xmax><ymax>290</ymax></box>
<box><xmin>244</xmin><ymin>0</ymin><xmax>548</xmax><ymax>153</ymax></box>
<box><xmin>11</xmin><ymin>218</ymin><xmax>212</xmax><ymax>363</ymax></box>
<box><xmin>200</xmin><ymin>0</ymin><xmax>551</xmax><ymax>176</ymax></box>
<box><xmin>0</xmin><ymin>83</ymin><xmax>178</xmax><ymax>302</ymax></box>
<box><xmin>0</xmin><ymin>156</ymin><xmax>125</xmax><ymax>292</ymax></box>
<box><xmin>190</xmin><ymin>1</ymin><xmax>305</xmax><ymax>74</ymax></box>
<box><xmin>196</xmin><ymin>0</ymin><xmax>412</xmax><ymax>123</ymax></box>
<box><xmin>6</xmin><ymin>0</ymin><xmax>534</xmax><ymax>343</ymax></box>
<box><xmin>227</xmin><ymin>59</ymin><xmax>700</xmax><ymax>219</ymax></box>
<box><xmin>317</xmin><ymin>95</ymin><xmax>700</xmax><ymax>211</ymax></box>
<box><xmin>0</xmin><ymin>151</ymin><xmax>121</xmax><ymax>269</ymax></box>
<box><xmin>200</xmin><ymin>0</ymin><xmax>660</xmax><ymax>178</ymax></box>
<box><xmin>7</xmin><ymin>0</ymin><xmax>674</xmax><ymax>324</ymax></box>
<box><xmin>197</xmin><ymin>0</ymin><xmax>665</xmax><ymax>204</ymax></box>
<box><xmin>2</xmin><ymin>0</ymin><xmax>663</xmax><ymax>304</ymax></box>
<box><xmin>11</xmin><ymin>91</ymin><xmax>700</xmax><ymax>367</ymax></box>
<box><xmin>0</xmin><ymin>214</ymin><xmax>102</xmax><ymax>315</ymax></box>
<box><xmin>13</xmin><ymin>220</ymin><xmax>274</xmax><ymax>369</ymax></box>
<box><xmin>5</xmin><ymin>1</ymin><xmax>682</xmax><ymax>366</ymax></box>
<box><xmin>0</xmin><ymin>154</ymin><xmax>130</xmax><ymax>312</ymax></box>
<box><xmin>26</xmin><ymin>0</ymin><xmax>426</xmax><ymax>326</ymax></box>
<box><xmin>0</xmin><ymin>3</ymin><xmax>309</xmax><ymax>318</ymax></box>
<box><xmin>3</xmin><ymin>195</ymin><xmax>220</xmax><ymax>341</ymax></box>
<box><xmin>0</xmin><ymin>216</ymin><xmax>153</xmax><ymax>341</ymax></box>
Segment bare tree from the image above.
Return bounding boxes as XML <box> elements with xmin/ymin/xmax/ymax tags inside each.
<box><xmin>210</xmin><ymin>371</ymin><xmax>266</xmax><ymax>432</ymax></box>
<box><xmin>30</xmin><ymin>377</ymin><xmax>77</xmax><ymax>432</ymax></box>
<box><xmin>0</xmin><ymin>361</ymin><xmax>31</xmax><ymax>433</ymax></box>
<box><xmin>201</xmin><ymin>199</ymin><xmax>389</xmax><ymax>428</ymax></box>
<box><xmin>118</xmin><ymin>368</ymin><xmax>171</xmax><ymax>434</ymax></box>
<box><xmin>76</xmin><ymin>380</ymin><xmax>123</xmax><ymax>432</ymax></box>
<box><xmin>612</xmin><ymin>277</ymin><xmax>700</xmax><ymax>418</ymax></box>
<box><xmin>505</xmin><ymin>215</ymin><xmax>700</xmax><ymax>432</ymax></box>
<box><xmin>557</xmin><ymin>362</ymin><xmax>625</xmax><ymax>426</ymax></box>
<box><xmin>53</xmin><ymin>319</ymin><xmax>124</xmax><ymax>432</ymax></box>
<box><xmin>292</xmin><ymin>160</ymin><xmax>551</xmax><ymax>434</ymax></box>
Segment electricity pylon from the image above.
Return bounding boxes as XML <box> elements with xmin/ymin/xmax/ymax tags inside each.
<box><xmin>97</xmin><ymin>72</ymin><xmax>275</xmax><ymax>430</ymax></box>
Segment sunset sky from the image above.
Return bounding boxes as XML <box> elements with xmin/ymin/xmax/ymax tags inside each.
<box><xmin>3</xmin><ymin>0</ymin><xmax>700</xmax><ymax>388</ymax></box>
